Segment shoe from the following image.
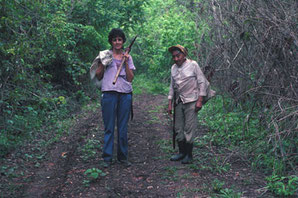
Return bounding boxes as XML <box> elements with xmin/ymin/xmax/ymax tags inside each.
<box><xmin>118</xmin><ymin>159</ymin><xmax>132</xmax><ymax>167</ymax></box>
<box><xmin>170</xmin><ymin>140</ymin><xmax>186</xmax><ymax>161</ymax></box>
<box><xmin>181</xmin><ymin>143</ymin><xmax>193</xmax><ymax>164</ymax></box>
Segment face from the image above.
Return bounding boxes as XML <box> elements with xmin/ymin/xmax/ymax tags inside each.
<box><xmin>172</xmin><ymin>50</ymin><xmax>186</xmax><ymax>66</ymax></box>
<box><xmin>111</xmin><ymin>36</ymin><xmax>124</xmax><ymax>50</ymax></box>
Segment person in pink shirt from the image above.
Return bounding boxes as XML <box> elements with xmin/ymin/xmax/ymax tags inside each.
<box><xmin>93</xmin><ymin>28</ymin><xmax>136</xmax><ymax>168</ymax></box>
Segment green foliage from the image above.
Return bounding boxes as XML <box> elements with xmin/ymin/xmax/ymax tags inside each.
<box><xmin>0</xmin><ymin>165</ymin><xmax>19</xmax><ymax>178</ymax></box>
<box><xmin>211</xmin><ymin>179</ymin><xmax>243</xmax><ymax>198</ymax></box>
<box><xmin>212</xmin><ymin>179</ymin><xmax>225</xmax><ymax>193</ymax></box>
<box><xmin>198</xmin><ymin>94</ymin><xmax>296</xmax><ymax>177</ymax></box>
<box><xmin>84</xmin><ymin>168</ymin><xmax>106</xmax><ymax>180</ymax></box>
<box><xmin>133</xmin><ymin>74</ymin><xmax>168</xmax><ymax>95</ymax></box>
<box><xmin>80</xmin><ymin>138</ymin><xmax>101</xmax><ymax>161</ymax></box>
<box><xmin>83</xmin><ymin>167</ymin><xmax>106</xmax><ymax>186</ymax></box>
<box><xmin>252</xmin><ymin>154</ymin><xmax>286</xmax><ymax>175</ymax></box>
<box><xmin>198</xmin><ymin>96</ymin><xmax>253</xmax><ymax>146</ymax></box>
<box><xmin>133</xmin><ymin>0</ymin><xmax>208</xmax><ymax>80</ymax></box>
<box><xmin>265</xmin><ymin>175</ymin><xmax>298</xmax><ymax>196</ymax></box>
<box><xmin>214</xmin><ymin>188</ymin><xmax>243</xmax><ymax>198</ymax></box>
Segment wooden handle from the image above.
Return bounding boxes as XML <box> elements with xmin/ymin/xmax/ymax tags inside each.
<box><xmin>112</xmin><ymin>58</ymin><xmax>126</xmax><ymax>85</ymax></box>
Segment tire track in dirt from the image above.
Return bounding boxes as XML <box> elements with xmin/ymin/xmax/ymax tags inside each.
<box><xmin>24</xmin><ymin>113</ymin><xmax>102</xmax><ymax>197</ymax></box>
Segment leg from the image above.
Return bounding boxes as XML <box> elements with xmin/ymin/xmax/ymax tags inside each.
<box><xmin>116</xmin><ymin>93</ymin><xmax>132</xmax><ymax>161</ymax></box>
<box><xmin>170</xmin><ymin>102</ymin><xmax>186</xmax><ymax>161</ymax></box>
<box><xmin>101</xmin><ymin>92</ymin><xmax>117</xmax><ymax>162</ymax></box>
<box><xmin>181</xmin><ymin>101</ymin><xmax>197</xmax><ymax>164</ymax></box>
<box><xmin>170</xmin><ymin>140</ymin><xmax>186</xmax><ymax>161</ymax></box>
<box><xmin>175</xmin><ymin>102</ymin><xmax>185</xmax><ymax>142</ymax></box>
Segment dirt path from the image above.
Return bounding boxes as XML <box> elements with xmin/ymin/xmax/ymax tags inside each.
<box><xmin>1</xmin><ymin>93</ymin><xmax>270</xmax><ymax>197</ymax></box>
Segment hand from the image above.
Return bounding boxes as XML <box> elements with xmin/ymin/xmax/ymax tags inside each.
<box><xmin>195</xmin><ymin>101</ymin><xmax>202</xmax><ymax>112</ymax></box>
<box><xmin>123</xmin><ymin>53</ymin><xmax>130</xmax><ymax>61</ymax></box>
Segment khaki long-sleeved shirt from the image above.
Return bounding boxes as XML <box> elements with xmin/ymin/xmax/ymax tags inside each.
<box><xmin>168</xmin><ymin>59</ymin><xmax>209</xmax><ymax>104</ymax></box>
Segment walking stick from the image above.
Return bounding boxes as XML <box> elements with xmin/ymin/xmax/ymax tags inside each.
<box><xmin>173</xmin><ymin>92</ymin><xmax>177</xmax><ymax>149</ymax></box>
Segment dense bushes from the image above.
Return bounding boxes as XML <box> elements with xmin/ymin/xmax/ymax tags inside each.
<box><xmin>196</xmin><ymin>0</ymin><xmax>297</xmax><ymax>175</ymax></box>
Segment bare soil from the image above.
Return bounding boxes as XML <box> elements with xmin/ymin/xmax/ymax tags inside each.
<box><xmin>1</xmin><ymin>93</ymin><xmax>275</xmax><ymax>197</ymax></box>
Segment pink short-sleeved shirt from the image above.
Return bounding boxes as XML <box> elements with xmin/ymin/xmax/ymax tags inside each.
<box><xmin>101</xmin><ymin>55</ymin><xmax>136</xmax><ymax>93</ymax></box>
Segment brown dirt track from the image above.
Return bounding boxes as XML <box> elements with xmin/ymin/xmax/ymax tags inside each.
<box><xmin>1</xmin><ymin>93</ymin><xmax>275</xmax><ymax>198</ymax></box>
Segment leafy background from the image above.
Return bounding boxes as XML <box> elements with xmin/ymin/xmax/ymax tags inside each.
<box><xmin>1</xmin><ymin>0</ymin><xmax>297</xmax><ymax>196</ymax></box>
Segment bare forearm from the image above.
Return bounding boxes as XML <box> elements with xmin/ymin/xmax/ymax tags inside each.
<box><xmin>125</xmin><ymin>62</ymin><xmax>134</xmax><ymax>82</ymax></box>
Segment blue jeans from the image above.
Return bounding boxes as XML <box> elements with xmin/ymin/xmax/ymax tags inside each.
<box><xmin>101</xmin><ymin>91</ymin><xmax>132</xmax><ymax>162</ymax></box>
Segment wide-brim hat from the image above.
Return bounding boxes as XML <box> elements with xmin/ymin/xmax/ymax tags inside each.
<box><xmin>168</xmin><ymin>44</ymin><xmax>188</xmax><ymax>56</ymax></box>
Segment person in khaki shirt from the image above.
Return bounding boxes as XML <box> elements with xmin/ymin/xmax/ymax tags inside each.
<box><xmin>168</xmin><ymin>44</ymin><xmax>209</xmax><ymax>164</ymax></box>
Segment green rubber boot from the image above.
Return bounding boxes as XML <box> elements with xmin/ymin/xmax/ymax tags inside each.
<box><xmin>181</xmin><ymin>143</ymin><xmax>193</xmax><ymax>164</ymax></box>
<box><xmin>170</xmin><ymin>140</ymin><xmax>186</xmax><ymax>161</ymax></box>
